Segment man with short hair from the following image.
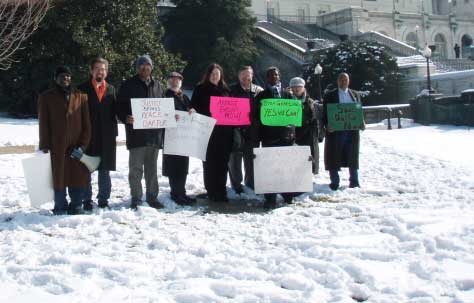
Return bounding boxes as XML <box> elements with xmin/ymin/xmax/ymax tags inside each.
<box><xmin>228</xmin><ymin>66</ymin><xmax>263</xmax><ymax>193</ymax></box>
<box><xmin>38</xmin><ymin>66</ymin><xmax>91</xmax><ymax>215</ymax></box>
<box><xmin>79</xmin><ymin>57</ymin><xmax>117</xmax><ymax>210</ymax></box>
<box><xmin>322</xmin><ymin>72</ymin><xmax>364</xmax><ymax>190</ymax></box>
<box><xmin>117</xmin><ymin>55</ymin><xmax>164</xmax><ymax>210</ymax></box>
<box><xmin>256</xmin><ymin>67</ymin><xmax>296</xmax><ymax>208</ymax></box>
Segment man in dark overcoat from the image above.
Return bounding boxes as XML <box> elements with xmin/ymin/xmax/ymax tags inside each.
<box><xmin>78</xmin><ymin>57</ymin><xmax>117</xmax><ymax>210</ymax></box>
<box><xmin>228</xmin><ymin>66</ymin><xmax>263</xmax><ymax>193</ymax></box>
<box><xmin>38</xmin><ymin>66</ymin><xmax>91</xmax><ymax>215</ymax></box>
<box><xmin>322</xmin><ymin>72</ymin><xmax>365</xmax><ymax>190</ymax></box>
<box><xmin>117</xmin><ymin>55</ymin><xmax>164</xmax><ymax>210</ymax></box>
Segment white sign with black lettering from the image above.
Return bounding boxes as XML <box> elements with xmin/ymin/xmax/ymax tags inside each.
<box><xmin>253</xmin><ymin>145</ymin><xmax>313</xmax><ymax>194</ymax></box>
<box><xmin>131</xmin><ymin>98</ymin><xmax>177</xmax><ymax>129</ymax></box>
<box><xmin>163</xmin><ymin>111</ymin><xmax>216</xmax><ymax>161</ymax></box>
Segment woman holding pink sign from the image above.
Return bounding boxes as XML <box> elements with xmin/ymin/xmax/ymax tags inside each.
<box><xmin>190</xmin><ymin>63</ymin><xmax>233</xmax><ymax>202</ymax></box>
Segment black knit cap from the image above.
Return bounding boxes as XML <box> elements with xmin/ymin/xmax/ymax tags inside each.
<box><xmin>55</xmin><ymin>65</ymin><xmax>72</xmax><ymax>78</ymax></box>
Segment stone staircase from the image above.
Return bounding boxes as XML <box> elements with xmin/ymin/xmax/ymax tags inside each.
<box><xmin>254</xmin><ymin>16</ymin><xmax>474</xmax><ymax>73</ymax></box>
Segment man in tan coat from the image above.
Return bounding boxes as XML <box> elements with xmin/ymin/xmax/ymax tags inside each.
<box><xmin>38</xmin><ymin>66</ymin><xmax>91</xmax><ymax>215</ymax></box>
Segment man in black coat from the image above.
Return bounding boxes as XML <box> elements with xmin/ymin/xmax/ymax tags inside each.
<box><xmin>256</xmin><ymin>67</ymin><xmax>299</xmax><ymax>209</ymax></box>
<box><xmin>162</xmin><ymin>72</ymin><xmax>195</xmax><ymax>206</ymax></box>
<box><xmin>322</xmin><ymin>72</ymin><xmax>365</xmax><ymax>190</ymax></box>
<box><xmin>228</xmin><ymin>66</ymin><xmax>263</xmax><ymax>193</ymax></box>
<box><xmin>117</xmin><ymin>55</ymin><xmax>164</xmax><ymax>210</ymax></box>
<box><xmin>78</xmin><ymin>58</ymin><xmax>117</xmax><ymax>210</ymax></box>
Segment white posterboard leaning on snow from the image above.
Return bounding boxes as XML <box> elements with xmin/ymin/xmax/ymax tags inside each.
<box><xmin>131</xmin><ymin>98</ymin><xmax>177</xmax><ymax>129</ymax></box>
<box><xmin>22</xmin><ymin>152</ymin><xmax>54</xmax><ymax>207</ymax></box>
<box><xmin>163</xmin><ymin>110</ymin><xmax>216</xmax><ymax>161</ymax></box>
<box><xmin>253</xmin><ymin>145</ymin><xmax>313</xmax><ymax>194</ymax></box>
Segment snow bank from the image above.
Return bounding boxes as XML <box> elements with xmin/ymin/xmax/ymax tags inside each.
<box><xmin>1</xmin><ymin>121</ymin><xmax>474</xmax><ymax>302</ymax></box>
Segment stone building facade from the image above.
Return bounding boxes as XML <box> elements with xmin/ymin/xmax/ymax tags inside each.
<box><xmin>251</xmin><ymin>0</ymin><xmax>474</xmax><ymax>59</ymax></box>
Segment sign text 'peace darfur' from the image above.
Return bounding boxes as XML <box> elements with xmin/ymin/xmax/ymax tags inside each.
<box><xmin>131</xmin><ymin>98</ymin><xmax>177</xmax><ymax>129</ymax></box>
<box><xmin>210</xmin><ymin>96</ymin><xmax>250</xmax><ymax>126</ymax></box>
<box><xmin>260</xmin><ymin>99</ymin><xmax>302</xmax><ymax>127</ymax></box>
<box><xmin>327</xmin><ymin>103</ymin><xmax>364</xmax><ymax>131</ymax></box>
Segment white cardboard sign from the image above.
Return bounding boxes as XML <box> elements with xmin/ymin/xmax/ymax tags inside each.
<box><xmin>253</xmin><ymin>145</ymin><xmax>313</xmax><ymax>194</ymax></box>
<box><xmin>163</xmin><ymin>111</ymin><xmax>216</xmax><ymax>161</ymax></box>
<box><xmin>131</xmin><ymin>98</ymin><xmax>177</xmax><ymax>129</ymax></box>
<box><xmin>22</xmin><ymin>152</ymin><xmax>55</xmax><ymax>207</ymax></box>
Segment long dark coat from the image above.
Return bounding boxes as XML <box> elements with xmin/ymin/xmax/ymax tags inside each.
<box><xmin>322</xmin><ymin>88</ymin><xmax>361</xmax><ymax>170</ymax></box>
<box><xmin>78</xmin><ymin>80</ymin><xmax>117</xmax><ymax>171</ymax></box>
<box><xmin>294</xmin><ymin>93</ymin><xmax>324</xmax><ymax>174</ymax></box>
<box><xmin>190</xmin><ymin>82</ymin><xmax>233</xmax><ymax>197</ymax></box>
<box><xmin>116</xmin><ymin>75</ymin><xmax>163</xmax><ymax>149</ymax></box>
<box><xmin>162</xmin><ymin>89</ymin><xmax>191</xmax><ymax>177</ymax></box>
<box><xmin>230</xmin><ymin>83</ymin><xmax>263</xmax><ymax>149</ymax></box>
<box><xmin>38</xmin><ymin>86</ymin><xmax>91</xmax><ymax>190</ymax></box>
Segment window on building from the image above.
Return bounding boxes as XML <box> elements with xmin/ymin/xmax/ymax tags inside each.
<box><xmin>297</xmin><ymin>8</ymin><xmax>305</xmax><ymax>23</ymax></box>
<box><xmin>434</xmin><ymin>33</ymin><xmax>447</xmax><ymax>58</ymax></box>
<box><xmin>318</xmin><ymin>5</ymin><xmax>330</xmax><ymax>15</ymax></box>
<box><xmin>406</xmin><ymin>32</ymin><xmax>418</xmax><ymax>48</ymax></box>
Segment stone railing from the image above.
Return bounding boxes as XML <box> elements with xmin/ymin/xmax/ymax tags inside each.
<box><xmin>433</xmin><ymin>59</ymin><xmax>474</xmax><ymax>72</ymax></box>
<box><xmin>266</xmin><ymin>15</ymin><xmax>341</xmax><ymax>42</ymax></box>
<box><xmin>355</xmin><ymin>31</ymin><xmax>418</xmax><ymax>57</ymax></box>
<box><xmin>254</xmin><ymin>26</ymin><xmax>307</xmax><ymax>64</ymax></box>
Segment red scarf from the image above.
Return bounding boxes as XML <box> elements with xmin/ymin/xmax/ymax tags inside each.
<box><xmin>92</xmin><ymin>79</ymin><xmax>107</xmax><ymax>102</ymax></box>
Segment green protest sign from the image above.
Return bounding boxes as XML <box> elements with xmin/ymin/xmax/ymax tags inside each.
<box><xmin>260</xmin><ymin>99</ymin><xmax>303</xmax><ymax>127</ymax></box>
<box><xmin>327</xmin><ymin>103</ymin><xmax>364</xmax><ymax>131</ymax></box>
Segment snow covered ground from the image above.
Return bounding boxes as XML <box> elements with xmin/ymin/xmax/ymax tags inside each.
<box><xmin>1</xmin><ymin>118</ymin><xmax>474</xmax><ymax>302</ymax></box>
<box><xmin>0</xmin><ymin>116</ymin><xmax>126</xmax><ymax>146</ymax></box>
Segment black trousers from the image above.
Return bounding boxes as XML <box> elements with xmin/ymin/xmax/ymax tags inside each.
<box><xmin>204</xmin><ymin>126</ymin><xmax>233</xmax><ymax>198</ymax></box>
<box><xmin>168</xmin><ymin>174</ymin><xmax>187</xmax><ymax>199</ymax></box>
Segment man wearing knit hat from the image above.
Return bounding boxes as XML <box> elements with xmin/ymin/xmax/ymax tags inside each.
<box><xmin>117</xmin><ymin>55</ymin><xmax>164</xmax><ymax>210</ymax></box>
<box><xmin>38</xmin><ymin>66</ymin><xmax>91</xmax><ymax>215</ymax></box>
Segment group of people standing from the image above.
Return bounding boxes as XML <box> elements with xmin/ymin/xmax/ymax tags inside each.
<box><xmin>38</xmin><ymin>54</ymin><xmax>363</xmax><ymax>215</ymax></box>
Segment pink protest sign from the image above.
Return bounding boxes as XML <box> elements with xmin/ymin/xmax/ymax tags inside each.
<box><xmin>210</xmin><ymin>96</ymin><xmax>251</xmax><ymax>126</ymax></box>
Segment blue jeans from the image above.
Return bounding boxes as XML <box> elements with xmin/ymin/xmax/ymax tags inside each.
<box><xmin>84</xmin><ymin>170</ymin><xmax>111</xmax><ymax>202</ymax></box>
<box><xmin>54</xmin><ymin>187</ymin><xmax>82</xmax><ymax>214</ymax></box>
<box><xmin>329</xmin><ymin>168</ymin><xmax>358</xmax><ymax>186</ymax></box>
<box><xmin>329</xmin><ymin>131</ymin><xmax>359</xmax><ymax>186</ymax></box>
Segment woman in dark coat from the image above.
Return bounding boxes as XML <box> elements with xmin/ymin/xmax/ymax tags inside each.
<box><xmin>162</xmin><ymin>72</ymin><xmax>195</xmax><ymax>205</ymax></box>
<box><xmin>290</xmin><ymin>77</ymin><xmax>324</xmax><ymax>175</ymax></box>
<box><xmin>190</xmin><ymin>63</ymin><xmax>232</xmax><ymax>202</ymax></box>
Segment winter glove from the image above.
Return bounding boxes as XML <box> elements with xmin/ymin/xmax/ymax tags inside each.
<box><xmin>71</xmin><ymin>147</ymin><xmax>83</xmax><ymax>160</ymax></box>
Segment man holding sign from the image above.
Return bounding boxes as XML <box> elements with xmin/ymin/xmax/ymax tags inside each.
<box><xmin>323</xmin><ymin>73</ymin><xmax>365</xmax><ymax>190</ymax></box>
<box><xmin>162</xmin><ymin>72</ymin><xmax>196</xmax><ymax>206</ymax></box>
<box><xmin>256</xmin><ymin>67</ymin><xmax>301</xmax><ymax>208</ymax></box>
<box><xmin>228</xmin><ymin>66</ymin><xmax>263</xmax><ymax>193</ymax></box>
<box><xmin>117</xmin><ymin>55</ymin><xmax>164</xmax><ymax>210</ymax></box>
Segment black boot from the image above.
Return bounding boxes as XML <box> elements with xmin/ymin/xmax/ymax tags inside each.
<box><xmin>83</xmin><ymin>199</ymin><xmax>93</xmax><ymax>211</ymax></box>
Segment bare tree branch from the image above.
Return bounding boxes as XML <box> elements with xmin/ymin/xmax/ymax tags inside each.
<box><xmin>0</xmin><ymin>0</ymin><xmax>51</xmax><ymax>70</ymax></box>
